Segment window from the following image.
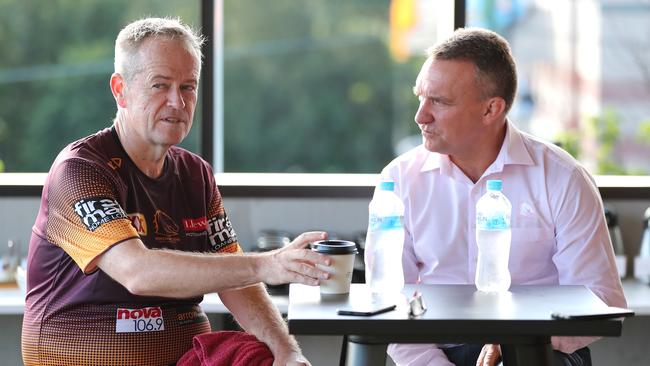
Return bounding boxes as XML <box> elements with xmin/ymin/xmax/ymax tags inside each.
<box><xmin>212</xmin><ymin>0</ymin><xmax>456</xmax><ymax>173</ymax></box>
<box><xmin>0</xmin><ymin>0</ymin><xmax>201</xmax><ymax>173</ymax></box>
<box><xmin>7</xmin><ymin>1</ymin><xmax>647</xmax><ymax>180</ymax></box>
<box><xmin>1</xmin><ymin>0</ymin><xmax>458</xmax><ymax>175</ymax></box>
<box><xmin>467</xmin><ymin>0</ymin><xmax>650</xmax><ymax>175</ymax></box>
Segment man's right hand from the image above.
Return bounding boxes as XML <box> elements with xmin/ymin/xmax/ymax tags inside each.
<box><xmin>476</xmin><ymin>344</ymin><xmax>501</xmax><ymax>366</ymax></box>
<box><xmin>258</xmin><ymin>231</ymin><xmax>331</xmax><ymax>286</ymax></box>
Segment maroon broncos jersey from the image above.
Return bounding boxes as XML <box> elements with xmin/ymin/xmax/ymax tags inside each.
<box><xmin>23</xmin><ymin>127</ymin><xmax>241</xmax><ymax>366</ymax></box>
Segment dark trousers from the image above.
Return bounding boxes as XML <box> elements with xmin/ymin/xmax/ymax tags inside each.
<box><xmin>441</xmin><ymin>344</ymin><xmax>591</xmax><ymax>366</ymax></box>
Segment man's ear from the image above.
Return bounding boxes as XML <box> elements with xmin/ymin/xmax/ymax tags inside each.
<box><xmin>482</xmin><ymin>97</ymin><xmax>507</xmax><ymax>125</ymax></box>
<box><xmin>110</xmin><ymin>73</ymin><xmax>127</xmax><ymax>108</ymax></box>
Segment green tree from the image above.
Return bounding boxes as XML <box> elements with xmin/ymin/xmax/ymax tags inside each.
<box><xmin>0</xmin><ymin>0</ymin><xmax>199</xmax><ymax>172</ymax></box>
<box><xmin>223</xmin><ymin>0</ymin><xmax>421</xmax><ymax>173</ymax></box>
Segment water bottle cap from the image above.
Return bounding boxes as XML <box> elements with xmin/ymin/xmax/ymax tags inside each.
<box><xmin>486</xmin><ymin>180</ymin><xmax>502</xmax><ymax>191</ymax></box>
<box><xmin>379</xmin><ymin>181</ymin><xmax>395</xmax><ymax>191</ymax></box>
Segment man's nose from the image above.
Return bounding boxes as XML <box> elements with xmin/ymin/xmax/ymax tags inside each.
<box><xmin>414</xmin><ymin>100</ymin><xmax>431</xmax><ymax>125</ymax></box>
<box><xmin>167</xmin><ymin>87</ymin><xmax>186</xmax><ymax>109</ymax></box>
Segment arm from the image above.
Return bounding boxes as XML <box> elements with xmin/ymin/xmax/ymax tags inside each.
<box><xmin>97</xmin><ymin>232</ymin><xmax>331</xmax><ymax>298</ymax></box>
<box><xmin>219</xmin><ymin>285</ymin><xmax>309</xmax><ymax>366</ymax></box>
<box><xmin>549</xmin><ymin>168</ymin><xmax>627</xmax><ymax>353</ymax></box>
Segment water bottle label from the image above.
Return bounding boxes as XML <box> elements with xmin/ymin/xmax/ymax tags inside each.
<box><xmin>477</xmin><ymin>214</ymin><xmax>508</xmax><ymax>230</ymax></box>
<box><xmin>369</xmin><ymin>215</ymin><xmax>403</xmax><ymax>231</ymax></box>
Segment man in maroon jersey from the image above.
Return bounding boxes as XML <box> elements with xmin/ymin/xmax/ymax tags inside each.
<box><xmin>22</xmin><ymin>17</ymin><xmax>331</xmax><ymax>366</ymax></box>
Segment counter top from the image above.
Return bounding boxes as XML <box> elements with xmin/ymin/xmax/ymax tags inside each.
<box><xmin>1</xmin><ymin>280</ymin><xmax>647</xmax><ymax>316</ymax></box>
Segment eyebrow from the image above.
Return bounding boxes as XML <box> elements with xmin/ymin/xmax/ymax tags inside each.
<box><xmin>150</xmin><ymin>75</ymin><xmax>198</xmax><ymax>84</ymax></box>
<box><xmin>412</xmin><ymin>85</ymin><xmax>434</xmax><ymax>98</ymax></box>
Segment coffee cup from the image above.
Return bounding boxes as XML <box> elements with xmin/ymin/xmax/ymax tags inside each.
<box><xmin>312</xmin><ymin>240</ymin><xmax>358</xmax><ymax>294</ymax></box>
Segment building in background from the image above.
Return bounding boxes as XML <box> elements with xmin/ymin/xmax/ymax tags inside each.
<box><xmin>469</xmin><ymin>0</ymin><xmax>650</xmax><ymax>174</ymax></box>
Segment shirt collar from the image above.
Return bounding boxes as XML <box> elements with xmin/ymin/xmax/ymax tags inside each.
<box><xmin>420</xmin><ymin>150</ymin><xmax>443</xmax><ymax>172</ymax></box>
<box><xmin>419</xmin><ymin>120</ymin><xmax>534</xmax><ymax>174</ymax></box>
<box><xmin>491</xmin><ymin>119</ymin><xmax>535</xmax><ymax>170</ymax></box>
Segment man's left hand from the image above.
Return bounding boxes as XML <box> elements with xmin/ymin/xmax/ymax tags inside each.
<box><xmin>476</xmin><ymin>344</ymin><xmax>501</xmax><ymax>366</ymax></box>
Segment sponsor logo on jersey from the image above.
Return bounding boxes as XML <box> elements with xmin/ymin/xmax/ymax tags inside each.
<box><xmin>176</xmin><ymin>306</ymin><xmax>209</xmax><ymax>326</ymax></box>
<box><xmin>183</xmin><ymin>216</ymin><xmax>208</xmax><ymax>237</ymax></box>
<box><xmin>116</xmin><ymin>306</ymin><xmax>162</xmax><ymax>320</ymax></box>
<box><xmin>115</xmin><ymin>306</ymin><xmax>165</xmax><ymax>333</ymax></box>
<box><xmin>207</xmin><ymin>213</ymin><xmax>238</xmax><ymax>252</ymax></box>
<box><xmin>153</xmin><ymin>209</ymin><xmax>180</xmax><ymax>243</ymax></box>
<box><xmin>107</xmin><ymin>157</ymin><xmax>122</xmax><ymax>170</ymax></box>
<box><xmin>73</xmin><ymin>197</ymin><xmax>127</xmax><ymax>231</ymax></box>
<box><xmin>127</xmin><ymin>213</ymin><xmax>147</xmax><ymax>236</ymax></box>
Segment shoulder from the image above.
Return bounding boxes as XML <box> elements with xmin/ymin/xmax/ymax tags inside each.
<box><xmin>517</xmin><ymin>129</ymin><xmax>585</xmax><ymax>175</ymax></box>
<box><xmin>49</xmin><ymin>128</ymin><xmax>119</xmax><ymax>182</ymax></box>
<box><xmin>62</xmin><ymin>128</ymin><xmax>114</xmax><ymax>161</ymax></box>
<box><xmin>515</xmin><ymin>129</ymin><xmax>597</xmax><ymax>192</ymax></box>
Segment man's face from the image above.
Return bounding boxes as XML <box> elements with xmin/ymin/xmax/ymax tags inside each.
<box><xmin>412</xmin><ymin>58</ymin><xmax>488</xmax><ymax>155</ymax></box>
<box><xmin>121</xmin><ymin>37</ymin><xmax>200</xmax><ymax>148</ymax></box>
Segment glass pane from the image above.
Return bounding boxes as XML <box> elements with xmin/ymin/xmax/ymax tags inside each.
<box><xmin>222</xmin><ymin>0</ymin><xmax>455</xmax><ymax>173</ymax></box>
<box><xmin>0</xmin><ymin>0</ymin><xmax>200</xmax><ymax>173</ymax></box>
<box><xmin>467</xmin><ymin>0</ymin><xmax>650</xmax><ymax>175</ymax></box>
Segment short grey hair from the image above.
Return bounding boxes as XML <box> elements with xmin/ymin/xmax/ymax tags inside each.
<box><xmin>427</xmin><ymin>28</ymin><xmax>517</xmax><ymax>113</ymax></box>
<box><xmin>114</xmin><ymin>17</ymin><xmax>205</xmax><ymax>80</ymax></box>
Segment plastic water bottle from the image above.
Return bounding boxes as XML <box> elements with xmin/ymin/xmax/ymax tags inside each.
<box><xmin>475</xmin><ymin>179</ymin><xmax>512</xmax><ymax>292</ymax></box>
<box><xmin>364</xmin><ymin>181</ymin><xmax>405</xmax><ymax>296</ymax></box>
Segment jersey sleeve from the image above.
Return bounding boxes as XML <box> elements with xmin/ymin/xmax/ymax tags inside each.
<box><xmin>206</xmin><ymin>174</ymin><xmax>242</xmax><ymax>254</ymax></box>
<box><xmin>45</xmin><ymin>158</ymin><xmax>139</xmax><ymax>273</ymax></box>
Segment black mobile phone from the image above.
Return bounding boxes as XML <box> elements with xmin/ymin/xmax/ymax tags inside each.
<box><xmin>337</xmin><ymin>304</ymin><xmax>397</xmax><ymax>317</ymax></box>
<box><xmin>550</xmin><ymin>306</ymin><xmax>634</xmax><ymax>320</ymax></box>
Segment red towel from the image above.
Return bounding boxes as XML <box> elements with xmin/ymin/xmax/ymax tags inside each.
<box><xmin>177</xmin><ymin>331</ymin><xmax>274</xmax><ymax>366</ymax></box>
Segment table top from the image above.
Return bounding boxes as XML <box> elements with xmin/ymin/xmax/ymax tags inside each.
<box><xmin>287</xmin><ymin>283</ymin><xmax>625</xmax><ymax>344</ymax></box>
<box><xmin>1</xmin><ymin>279</ymin><xmax>647</xmax><ymax>317</ymax></box>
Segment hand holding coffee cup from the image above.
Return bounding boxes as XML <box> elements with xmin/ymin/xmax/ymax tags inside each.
<box><xmin>312</xmin><ymin>240</ymin><xmax>358</xmax><ymax>294</ymax></box>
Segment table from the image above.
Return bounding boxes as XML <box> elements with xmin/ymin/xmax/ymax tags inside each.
<box><xmin>287</xmin><ymin>283</ymin><xmax>627</xmax><ymax>366</ymax></box>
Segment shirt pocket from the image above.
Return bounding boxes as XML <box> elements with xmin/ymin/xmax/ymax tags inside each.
<box><xmin>509</xmin><ymin>227</ymin><xmax>556</xmax><ymax>283</ymax></box>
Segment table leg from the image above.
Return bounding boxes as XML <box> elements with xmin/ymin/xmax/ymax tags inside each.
<box><xmin>501</xmin><ymin>337</ymin><xmax>553</xmax><ymax>366</ymax></box>
<box><xmin>346</xmin><ymin>335</ymin><xmax>388</xmax><ymax>366</ymax></box>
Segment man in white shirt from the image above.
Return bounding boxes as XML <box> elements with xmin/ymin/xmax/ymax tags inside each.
<box><xmin>376</xmin><ymin>28</ymin><xmax>626</xmax><ymax>366</ymax></box>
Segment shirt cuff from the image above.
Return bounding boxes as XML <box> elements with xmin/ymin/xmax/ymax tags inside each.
<box><xmin>387</xmin><ymin>343</ymin><xmax>455</xmax><ymax>366</ymax></box>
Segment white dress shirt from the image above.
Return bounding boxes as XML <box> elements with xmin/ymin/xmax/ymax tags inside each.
<box><xmin>379</xmin><ymin>121</ymin><xmax>627</xmax><ymax>365</ymax></box>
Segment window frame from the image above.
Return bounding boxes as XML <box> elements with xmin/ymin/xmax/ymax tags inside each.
<box><xmin>2</xmin><ymin>173</ymin><xmax>650</xmax><ymax>199</ymax></box>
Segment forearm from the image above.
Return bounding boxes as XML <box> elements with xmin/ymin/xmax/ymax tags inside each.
<box><xmin>98</xmin><ymin>232</ymin><xmax>330</xmax><ymax>299</ymax></box>
<box><xmin>98</xmin><ymin>239</ymin><xmax>266</xmax><ymax>298</ymax></box>
<box><xmin>219</xmin><ymin>285</ymin><xmax>299</xmax><ymax>356</ymax></box>
<box><xmin>130</xmin><ymin>250</ymin><xmax>268</xmax><ymax>297</ymax></box>
<box><xmin>551</xmin><ymin>336</ymin><xmax>599</xmax><ymax>354</ymax></box>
